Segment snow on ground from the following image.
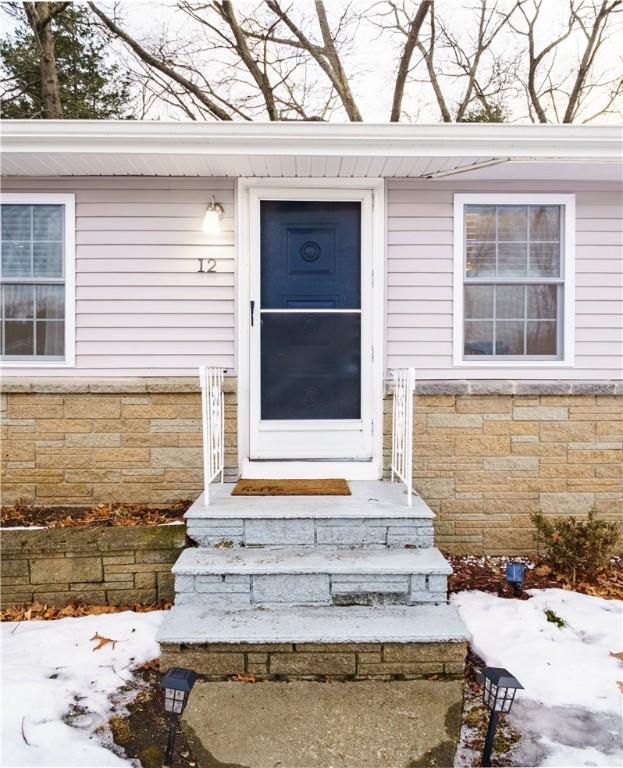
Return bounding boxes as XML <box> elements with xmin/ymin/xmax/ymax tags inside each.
<box><xmin>1</xmin><ymin>610</ymin><xmax>165</xmax><ymax>767</ymax></box>
<box><xmin>452</xmin><ymin>588</ymin><xmax>623</xmax><ymax>767</ymax></box>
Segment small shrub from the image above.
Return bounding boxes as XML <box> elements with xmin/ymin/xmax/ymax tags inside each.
<box><xmin>531</xmin><ymin>509</ymin><xmax>620</xmax><ymax>583</ymax></box>
<box><xmin>544</xmin><ymin>609</ymin><xmax>566</xmax><ymax>628</ymax></box>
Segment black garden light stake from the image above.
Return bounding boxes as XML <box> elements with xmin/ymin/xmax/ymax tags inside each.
<box><xmin>505</xmin><ymin>562</ymin><xmax>526</xmax><ymax>596</ymax></box>
<box><xmin>480</xmin><ymin>667</ymin><xmax>523</xmax><ymax>767</ymax></box>
<box><xmin>159</xmin><ymin>667</ymin><xmax>198</xmax><ymax>766</ymax></box>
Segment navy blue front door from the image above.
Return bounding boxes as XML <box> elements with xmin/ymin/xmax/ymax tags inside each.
<box><xmin>260</xmin><ymin>201</ymin><xmax>361</xmax><ymax>421</ymax></box>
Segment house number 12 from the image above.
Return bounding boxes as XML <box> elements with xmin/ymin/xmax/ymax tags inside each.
<box><xmin>197</xmin><ymin>258</ymin><xmax>217</xmax><ymax>273</ymax></box>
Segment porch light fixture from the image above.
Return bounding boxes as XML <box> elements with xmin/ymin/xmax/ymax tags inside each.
<box><xmin>160</xmin><ymin>666</ymin><xmax>198</xmax><ymax>765</ymax></box>
<box><xmin>201</xmin><ymin>196</ymin><xmax>224</xmax><ymax>234</ymax></box>
<box><xmin>505</xmin><ymin>562</ymin><xmax>526</xmax><ymax>596</ymax></box>
<box><xmin>480</xmin><ymin>667</ymin><xmax>523</xmax><ymax>767</ymax></box>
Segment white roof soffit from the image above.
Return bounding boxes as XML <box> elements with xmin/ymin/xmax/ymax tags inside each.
<box><xmin>1</xmin><ymin>121</ymin><xmax>621</xmax><ymax>179</ymax></box>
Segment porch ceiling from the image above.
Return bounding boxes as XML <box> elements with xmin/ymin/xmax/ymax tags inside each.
<box><xmin>1</xmin><ymin>121</ymin><xmax>620</xmax><ymax>181</ymax></box>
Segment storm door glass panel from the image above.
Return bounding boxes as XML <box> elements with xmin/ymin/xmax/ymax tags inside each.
<box><xmin>260</xmin><ymin>201</ymin><xmax>361</xmax><ymax>420</ymax></box>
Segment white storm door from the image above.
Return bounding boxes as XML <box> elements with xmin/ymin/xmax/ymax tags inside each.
<box><xmin>248</xmin><ymin>191</ymin><xmax>374</xmax><ymax>460</ymax></box>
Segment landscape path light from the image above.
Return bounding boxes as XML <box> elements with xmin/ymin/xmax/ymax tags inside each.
<box><xmin>479</xmin><ymin>666</ymin><xmax>523</xmax><ymax>767</ymax></box>
<box><xmin>159</xmin><ymin>666</ymin><xmax>198</xmax><ymax>766</ymax></box>
<box><xmin>505</xmin><ymin>562</ymin><xmax>526</xmax><ymax>596</ymax></box>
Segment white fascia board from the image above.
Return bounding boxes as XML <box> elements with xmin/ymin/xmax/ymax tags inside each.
<box><xmin>1</xmin><ymin>120</ymin><xmax>621</xmax><ymax>160</ymax></box>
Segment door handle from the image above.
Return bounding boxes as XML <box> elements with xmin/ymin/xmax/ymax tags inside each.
<box><xmin>250</xmin><ymin>300</ymin><xmax>255</xmax><ymax>327</ymax></box>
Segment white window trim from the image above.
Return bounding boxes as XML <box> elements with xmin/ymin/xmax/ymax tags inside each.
<box><xmin>452</xmin><ymin>193</ymin><xmax>575</xmax><ymax>368</ymax></box>
<box><xmin>0</xmin><ymin>192</ymin><xmax>76</xmax><ymax>368</ymax></box>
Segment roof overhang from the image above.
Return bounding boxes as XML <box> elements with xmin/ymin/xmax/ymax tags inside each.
<box><xmin>1</xmin><ymin>120</ymin><xmax>621</xmax><ymax>180</ymax></box>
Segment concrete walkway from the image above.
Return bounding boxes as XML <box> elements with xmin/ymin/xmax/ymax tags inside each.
<box><xmin>181</xmin><ymin>679</ymin><xmax>463</xmax><ymax>768</ymax></box>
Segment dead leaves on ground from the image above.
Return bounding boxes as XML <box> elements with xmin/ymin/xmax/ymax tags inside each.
<box><xmin>0</xmin><ymin>600</ymin><xmax>172</xmax><ymax>622</ymax></box>
<box><xmin>447</xmin><ymin>555</ymin><xmax>623</xmax><ymax>601</ymax></box>
<box><xmin>231</xmin><ymin>672</ymin><xmax>256</xmax><ymax>683</ymax></box>
<box><xmin>1</xmin><ymin>499</ymin><xmax>191</xmax><ymax>529</ymax></box>
<box><xmin>90</xmin><ymin>632</ymin><xmax>118</xmax><ymax>651</ymax></box>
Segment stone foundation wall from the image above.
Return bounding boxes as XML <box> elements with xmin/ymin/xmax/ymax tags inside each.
<box><xmin>1</xmin><ymin>379</ymin><xmax>238</xmax><ymax>507</ymax></box>
<box><xmin>2</xmin><ymin>378</ymin><xmax>621</xmax><ymax>555</ymax></box>
<box><xmin>384</xmin><ymin>385</ymin><xmax>622</xmax><ymax>555</ymax></box>
<box><xmin>0</xmin><ymin>524</ymin><xmax>186</xmax><ymax>608</ymax></box>
<box><xmin>160</xmin><ymin>639</ymin><xmax>467</xmax><ymax>680</ymax></box>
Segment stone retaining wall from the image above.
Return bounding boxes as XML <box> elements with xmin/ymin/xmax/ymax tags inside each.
<box><xmin>160</xmin><ymin>639</ymin><xmax>467</xmax><ymax>680</ymax></box>
<box><xmin>0</xmin><ymin>524</ymin><xmax>186</xmax><ymax>608</ymax></box>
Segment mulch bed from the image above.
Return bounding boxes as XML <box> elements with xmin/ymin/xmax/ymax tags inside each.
<box><xmin>0</xmin><ymin>499</ymin><xmax>191</xmax><ymax>528</ymax></box>
<box><xmin>447</xmin><ymin>554</ymin><xmax>623</xmax><ymax>600</ymax></box>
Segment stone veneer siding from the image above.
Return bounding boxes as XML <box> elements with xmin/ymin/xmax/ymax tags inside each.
<box><xmin>1</xmin><ymin>379</ymin><xmax>238</xmax><ymax>507</ymax></box>
<box><xmin>0</xmin><ymin>524</ymin><xmax>186</xmax><ymax>608</ymax></box>
<box><xmin>383</xmin><ymin>384</ymin><xmax>622</xmax><ymax>555</ymax></box>
<box><xmin>1</xmin><ymin>378</ymin><xmax>621</xmax><ymax>555</ymax></box>
<box><xmin>159</xmin><ymin>639</ymin><xmax>467</xmax><ymax>681</ymax></box>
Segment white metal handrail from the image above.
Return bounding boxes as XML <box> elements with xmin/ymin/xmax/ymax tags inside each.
<box><xmin>391</xmin><ymin>367</ymin><xmax>416</xmax><ymax>506</ymax></box>
<box><xmin>199</xmin><ymin>366</ymin><xmax>224</xmax><ymax>505</ymax></box>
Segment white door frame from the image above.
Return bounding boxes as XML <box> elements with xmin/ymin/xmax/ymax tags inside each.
<box><xmin>236</xmin><ymin>177</ymin><xmax>385</xmax><ymax>480</ymax></box>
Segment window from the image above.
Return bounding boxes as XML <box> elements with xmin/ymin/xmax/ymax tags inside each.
<box><xmin>454</xmin><ymin>194</ymin><xmax>575</xmax><ymax>366</ymax></box>
<box><xmin>0</xmin><ymin>194</ymin><xmax>75</xmax><ymax>366</ymax></box>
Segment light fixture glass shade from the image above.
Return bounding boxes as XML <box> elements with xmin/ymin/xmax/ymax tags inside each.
<box><xmin>202</xmin><ymin>208</ymin><xmax>221</xmax><ymax>234</ymax></box>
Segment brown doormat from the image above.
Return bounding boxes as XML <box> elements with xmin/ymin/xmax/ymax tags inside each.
<box><xmin>232</xmin><ymin>479</ymin><xmax>351</xmax><ymax>496</ymax></box>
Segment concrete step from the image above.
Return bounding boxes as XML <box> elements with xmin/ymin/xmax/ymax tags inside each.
<box><xmin>173</xmin><ymin>545</ymin><xmax>451</xmax><ymax>607</ymax></box>
<box><xmin>186</xmin><ymin>482</ymin><xmax>435</xmax><ymax>548</ymax></box>
<box><xmin>157</xmin><ymin>603</ymin><xmax>468</xmax><ymax>680</ymax></box>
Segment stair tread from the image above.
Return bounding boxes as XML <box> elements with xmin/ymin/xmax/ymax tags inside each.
<box><xmin>173</xmin><ymin>545</ymin><xmax>451</xmax><ymax>576</ymax></box>
<box><xmin>157</xmin><ymin>603</ymin><xmax>467</xmax><ymax>645</ymax></box>
<box><xmin>186</xmin><ymin>482</ymin><xmax>435</xmax><ymax>520</ymax></box>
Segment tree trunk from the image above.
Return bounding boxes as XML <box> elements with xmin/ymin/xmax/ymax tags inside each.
<box><xmin>23</xmin><ymin>2</ymin><xmax>63</xmax><ymax>118</ymax></box>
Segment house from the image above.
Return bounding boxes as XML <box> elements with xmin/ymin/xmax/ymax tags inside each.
<box><xmin>1</xmin><ymin>121</ymin><xmax>621</xmax><ymax>677</ymax></box>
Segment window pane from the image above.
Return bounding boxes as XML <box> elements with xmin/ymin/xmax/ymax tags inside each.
<box><xmin>498</xmin><ymin>243</ymin><xmax>527</xmax><ymax>276</ymax></box>
<box><xmin>498</xmin><ymin>206</ymin><xmax>527</xmax><ymax>241</ymax></box>
<box><xmin>36</xmin><ymin>321</ymin><xmax>64</xmax><ymax>356</ymax></box>
<box><xmin>1</xmin><ymin>241</ymin><xmax>32</xmax><ymax>277</ymax></box>
<box><xmin>496</xmin><ymin>285</ymin><xmax>524</xmax><ymax>319</ymax></box>
<box><xmin>36</xmin><ymin>285</ymin><xmax>64</xmax><ymax>319</ymax></box>
<box><xmin>33</xmin><ymin>205</ymin><xmax>63</xmax><ymax>240</ymax></box>
<box><xmin>34</xmin><ymin>243</ymin><xmax>63</xmax><ymax>277</ymax></box>
<box><xmin>3</xmin><ymin>285</ymin><xmax>33</xmax><ymax>318</ymax></box>
<box><xmin>464</xmin><ymin>321</ymin><xmax>493</xmax><ymax>355</ymax></box>
<box><xmin>4</xmin><ymin>320</ymin><xmax>34</xmax><ymax>355</ymax></box>
<box><xmin>466</xmin><ymin>243</ymin><xmax>496</xmax><ymax>277</ymax></box>
<box><xmin>1</xmin><ymin>205</ymin><xmax>31</xmax><ymax>241</ymax></box>
<box><xmin>527</xmin><ymin>320</ymin><xmax>557</xmax><ymax>355</ymax></box>
<box><xmin>495</xmin><ymin>321</ymin><xmax>524</xmax><ymax>355</ymax></box>
<box><xmin>527</xmin><ymin>284</ymin><xmax>557</xmax><ymax>319</ymax></box>
<box><xmin>465</xmin><ymin>285</ymin><xmax>493</xmax><ymax>318</ymax></box>
<box><xmin>529</xmin><ymin>243</ymin><xmax>560</xmax><ymax>277</ymax></box>
<box><xmin>530</xmin><ymin>206</ymin><xmax>560</xmax><ymax>240</ymax></box>
<box><xmin>261</xmin><ymin>312</ymin><xmax>361</xmax><ymax>420</ymax></box>
<box><xmin>465</xmin><ymin>205</ymin><xmax>496</xmax><ymax>241</ymax></box>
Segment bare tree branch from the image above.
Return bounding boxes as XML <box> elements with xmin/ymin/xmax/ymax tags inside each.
<box><xmin>390</xmin><ymin>0</ymin><xmax>431</xmax><ymax>121</ymax></box>
<box><xmin>88</xmin><ymin>2</ymin><xmax>233</xmax><ymax>120</ymax></box>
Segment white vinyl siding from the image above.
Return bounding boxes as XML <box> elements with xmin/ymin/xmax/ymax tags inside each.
<box><xmin>1</xmin><ymin>176</ymin><xmax>621</xmax><ymax>381</ymax></box>
<box><xmin>386</xmin><ymin>180</ymin><xmax>622</xmax><ymax>379</ymax></box>
<box><xmin>0</xmin><ymin>178</ymin><xmax>234</xmax><ymax>376</ymax></box>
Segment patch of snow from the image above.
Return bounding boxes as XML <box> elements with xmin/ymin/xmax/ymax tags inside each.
<box><xmin>1</xmin><ymin>610</ymin><xmax>166</xmax><ymax>767</ymax></box>
<box><xmin>452</xmin><ymin>589</ymin><xmax>623</xmax><ymax>767</ymax></box>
